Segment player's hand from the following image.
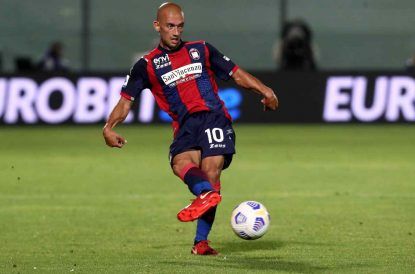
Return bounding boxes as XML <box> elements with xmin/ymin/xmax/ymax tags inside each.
<box><xmin>103</xmin><ymin>128</ymin><xmax>127</xmax><ymax>148</ymax></box>
<box><xmin>261</xmin><ymin>90</ymin><xmax>279</xmax><ymax>111</ymax></box>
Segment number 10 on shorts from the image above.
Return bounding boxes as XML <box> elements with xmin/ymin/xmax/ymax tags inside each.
<box><xmin>205</xmin><ymin>128</ymin><xmax>224</xmax><ymax>143</ymax></box>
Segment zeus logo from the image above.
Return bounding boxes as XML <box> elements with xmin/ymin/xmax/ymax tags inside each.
<box><xmin>323</xmin><ymin>76</ymin><xmax>415</xmax><ymax>122</ymax></box>
<box><xmin>161</xmin><ymin>63</ymin><xmax>202</xmax><ymax>85</ymax></box>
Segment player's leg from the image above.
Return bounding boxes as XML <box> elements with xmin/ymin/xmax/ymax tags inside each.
<box><xmin>192</xmin><ymin>112</ymin><xmax>236</xmax><ymax>254</ymax></box>
<box><xmin>201</xmin><ymin>155</ymin><xmax>224</xmax><ymax>189</ymax></box>
<box><xmin>193</xmin><ymin>155</ymin><xmax>224</xmax><ymax>247</ymax></box>
<box><xmin>171</xmin><ymin>150</ymin><xmax>211</xmax><ymax>196</ymax></box>
<box><xmin>172</xmin><ymin>151</ymin><xmax>221</xmax><ymax>222</ymax></box>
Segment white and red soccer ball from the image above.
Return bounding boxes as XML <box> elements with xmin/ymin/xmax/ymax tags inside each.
<box><xmin>230</xmin><ymin>201</ymin><xmax>270</xmax><ymax>240</ymax></box>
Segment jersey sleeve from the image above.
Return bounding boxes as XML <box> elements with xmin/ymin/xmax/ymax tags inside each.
<box><xmin>120</xmin><ymin>58</ymin><xmax>151</xmax><ymax>101</ymax></box>
<box><xmin>206</xmin><ymin>42</ymin><xmax>239</xmax><ymax>81</ymax></box>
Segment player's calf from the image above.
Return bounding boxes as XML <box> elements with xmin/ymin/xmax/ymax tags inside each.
<box><xmin>176</xmin><ymin>162</ymin><xmax>213</xmax><ymax>196</ymax></box>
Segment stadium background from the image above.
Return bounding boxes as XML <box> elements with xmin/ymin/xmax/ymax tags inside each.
<box><xmin>1</xmin><ymin>0</ymin><xmax>415</xmax><ymax>71</ymax></box>
<box><xmin>1</xmin><ymin>0</ymin><xmax>415</xmax><ymax>273</ymax></box>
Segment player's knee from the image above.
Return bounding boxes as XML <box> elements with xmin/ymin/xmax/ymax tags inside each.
<box><xmin>172</xmin><ymin>162</ymin><xmax>185</xmax><ymax>177</ymax></box>
<box><xmin>172</xmin><ymin>164</ymin><xmax>181</xmax><ymax>177</ymax></box>
<box><xmin>172</xmin><ymin>159</ymin><xmax>197</xmax><ymax>178</ymax></box>
<box><xmin>202</xmin><ymin>168</ymin><xmax>221</xmax><ymax>184</ymax></box>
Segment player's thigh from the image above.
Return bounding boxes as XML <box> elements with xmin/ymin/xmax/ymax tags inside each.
<box><xmin>201</xmin><ymin>155</ymin><xmax>225</xmax><ymax>184</ymax></box>
<box><xmin>171</xmin><ymin>150</ymin><xmax>201</xmax><ymax>177</ymax></box>
<box><xmin>199</xmin><ymin>113</ymin><xmax>235</xmax><ymax>172</ymax></box>
<box><xmin>200</xmin><ymin>117</ymin><xmax>235</xmax><ymax>155</ymax></box>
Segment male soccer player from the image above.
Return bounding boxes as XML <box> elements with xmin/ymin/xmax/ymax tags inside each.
<box><xmin>103</xmin><ymin>2</ymin><xmax>278</xmax><ymax>255</ymax></box>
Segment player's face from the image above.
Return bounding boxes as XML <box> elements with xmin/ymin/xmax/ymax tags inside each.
<box><xmin>155</xmin><ymin>11</ymin><xmax>184</xmax><ymax>50</ymax></box>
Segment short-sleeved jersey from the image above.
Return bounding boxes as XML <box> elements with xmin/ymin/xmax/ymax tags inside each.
<box><xmin>121</xmin><ymin>40</ymin><xmax>238</xmax><ymax>129</ymax></box>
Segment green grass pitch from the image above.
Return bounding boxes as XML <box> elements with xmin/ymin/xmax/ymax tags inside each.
<box><xmin>1</xmin><ymin>125</ymin><xmax>414</xmax><ymax>273</ymax></box>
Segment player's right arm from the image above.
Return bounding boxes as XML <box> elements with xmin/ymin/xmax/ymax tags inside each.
<box><xmin>103</xmin><ymin>97</ymin><xmax>131</xmax><ymax>148</ymax></box>
<box><xmin>103</xmin><ymin>58</ymin><xmax>151</xmax><ymax>148</ymax></box>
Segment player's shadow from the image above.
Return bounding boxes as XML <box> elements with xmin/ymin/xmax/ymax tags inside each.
<box><xmin>160</xmin><ymin>256</ymin><xmax>328</xmax><ymax>273</ymax></box>
<box><xmin>162</xmin><ymin>256</ymin><xmax>328</xmax><ymax>273</ymax></box>
<box><xmin>219</xmin><ymin>239</ymin><xmax>334</xmax><ymax>253</ymax></box>
<box><xmin>160</xmin><ymin>240</ymin><xmax>371</xmax><ymax>273</ymax></box>
<box><xmin>163</xmin><ymin>257</ymin><xmax>369</xmax><ymax>273</ymax></box>
<box><xmin>218</xmin><ymin>239</ymin><xmax>285</xmax><ymax>252</ymax></box>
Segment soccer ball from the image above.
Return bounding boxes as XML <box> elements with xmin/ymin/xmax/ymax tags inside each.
<box><xmin>230</xmin><ymin>201</ymin><xmax>270</xmax><ymax>240</ymax></box>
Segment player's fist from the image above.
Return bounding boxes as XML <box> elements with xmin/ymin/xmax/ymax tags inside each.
<box><xmin>103</xmin><ymin>128</ymin><xmax>127</xmax><ymax>148</ymax></box>
<box><xmin>261</xmin><ymin>90</ymin><xmax>278</xmax><ymax>111</ymax></box>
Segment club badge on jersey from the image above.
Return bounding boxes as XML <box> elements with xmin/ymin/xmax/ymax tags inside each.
<box><xmin>189</xmin><ymin>48</ymin><xmax>200</xmax><ymax>60</ymax></box>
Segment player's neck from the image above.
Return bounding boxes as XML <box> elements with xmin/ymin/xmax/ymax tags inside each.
<box><xmin>159</xmin><ymin>40</ymin><xmax>183</xmax><ymax>52</ymax></box>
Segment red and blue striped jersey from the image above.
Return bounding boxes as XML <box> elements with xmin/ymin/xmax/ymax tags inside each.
<box><xmin>121</xmin><ymin>40</ymin><xmax>238</xmax><ymax>129</ymax></box>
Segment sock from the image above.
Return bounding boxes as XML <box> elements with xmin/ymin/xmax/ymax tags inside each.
<box><xmin>194</xmin><ymin>206</ymin><xmax>217</xmax><ymax>244</ymax></box>
<box><xmin>194</xmin><ymin>181</ymin><xmax>221</xmax><ymax>244</ymax></box>
<box><xmin>180</xmin><ymin>163</ymin><xmax>213</xmax><ymax>196</ymax></box>
<box><xmin>211</xmin><ymin>181</ymin><xmax>221</xmax><ymax>192</ymax></box>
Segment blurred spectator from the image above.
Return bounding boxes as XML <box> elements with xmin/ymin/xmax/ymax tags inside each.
<box><xmin>273</xmin><ymin>19</ymin><xmax>317</xmax><ymax>71</ymax></box>
<box><xmin>37</xmin><ymin>41</ymin><xmax>69</xmax><ymax>72</ymax></box>
<box><xmin>405</xmin><ymin>52</ymin><xmax>415</xmax><ymax>73</ymax></box>
<box><xmin>15</xmin><ymin>56</ymin><xmax>35</xmax><ymax>72</ymax></box>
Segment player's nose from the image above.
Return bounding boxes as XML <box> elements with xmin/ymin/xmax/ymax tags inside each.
<box><xmin>172</xmin><ymin>27</ymin><xmax>180</xmax><ymax>36</ymax></box>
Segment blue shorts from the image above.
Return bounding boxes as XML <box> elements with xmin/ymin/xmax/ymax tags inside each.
<box><xmin>169</xmin><ymin>111</ymin><xmax>236</xmax><ymax>170</ymax></box>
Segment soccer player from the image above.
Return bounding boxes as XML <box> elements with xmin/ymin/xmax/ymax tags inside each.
<box><xmin>103</xmin><ymin>2</ymin><xmax>278</xmax><ymax>255</ymax></box>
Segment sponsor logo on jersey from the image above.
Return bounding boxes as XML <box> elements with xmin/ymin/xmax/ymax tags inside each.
<box><xmin>223</xmin><ymin>56</ymin><xmax>230</xmax><ymax>61</ymax></box>
<box><xmin>153</xmin><ymin>55</ymin><xmax>171</xmax><ymax>69</ymax></box>
<box><xmin>189</xmin><ymin>48</ymin><xmax>200</xmax><ymax>60</ymax></box>
<box><xmin>161</xmin><ymin>63</ymin><xmax>202</xmax><ymax>86</ymax></box>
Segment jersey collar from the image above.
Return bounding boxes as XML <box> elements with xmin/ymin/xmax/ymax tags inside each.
<box><xmin>157</xmin><ymin>40</ymin><xmax>186</xmax><ymax>54</ymax></box>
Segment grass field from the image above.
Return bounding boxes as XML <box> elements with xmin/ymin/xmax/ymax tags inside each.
<box><xmin>1</xmin><ymin>125</ymin><xmax>414</xmax><ymax>273</ymax></box>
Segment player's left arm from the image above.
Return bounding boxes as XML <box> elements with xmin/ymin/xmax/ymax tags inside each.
<box><xmin>231</xmin><ymin>68</ymin><xmax>279</xmax><ymax>111</ymax></box>
<box><xmin>204</xmin><ymin>42</ymin><xmax>278</xmax><ymax>111</ymax></box>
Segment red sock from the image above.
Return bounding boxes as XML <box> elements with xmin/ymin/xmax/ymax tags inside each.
<box><xmin>211</xmin><ymin>181</ymin><xmax>221</xmax><ymax>192</ymax></box>
<box><xmin>179</xmin><ymin>163</ymin><xmax>213</xmax><ymax>196</ymax></box>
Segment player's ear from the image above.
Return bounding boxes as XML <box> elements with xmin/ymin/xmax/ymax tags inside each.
<box><xmin>153</xmin><ymin>21</ymin><xmax>160</xmax><ymax>32</ymax></box>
